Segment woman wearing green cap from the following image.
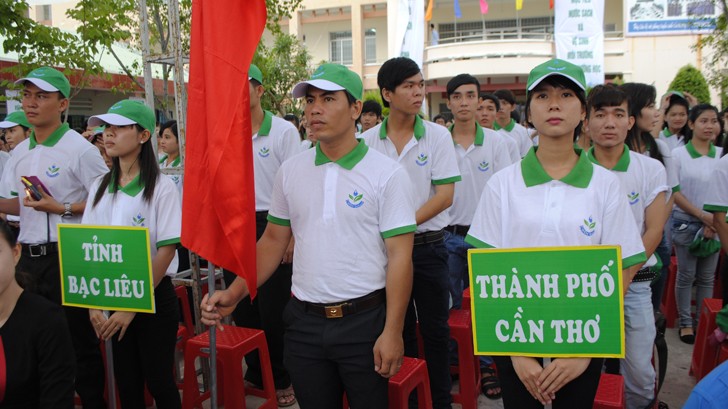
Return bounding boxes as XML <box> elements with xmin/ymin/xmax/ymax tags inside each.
<box><xmin>465</xmin><ymin>59</ymin><xmax>646</xmax><ymax>408</ymax></box>
<box><xmin>0</xmin><ymin>111</ymin><xmax>32</xmax><ymax>152</ymax></box>
<box><xmin>83</xmin><ymin>100</ymin><xmax>182</xmax><ymax>408</ymax></box>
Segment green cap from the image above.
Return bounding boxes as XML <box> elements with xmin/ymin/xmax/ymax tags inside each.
<box><xmin>15</xmin><ymin>66</ymin><xmax>71</xmax><ymax>98</ymax></box>
<box><xmin>291</xmin><ymin>63</ymin><xmax>363</xmax><ymax>100</ymax></box>
<box><xmin>527</xmin><ymin>59</ymin><xmax>586</xmax><ymax>92</ymax></box>
<box><xmin>249</xmin><ymin>64</ymin><xmax>263</xmax><ymax>84</ymax></box>
<box><xmin>668</xmin><ymin>90</ymin><xmax>685</xmax><ymax>99</ymax></box>
<box><xmin>88</xmin><ymin>100</ymin><xmax>156</xmax><ymax>134</ymax></box>
<box><xmin>0</xmin><ymin>111</ymin><xmax>32</xmax><ymax>129</ymax></box>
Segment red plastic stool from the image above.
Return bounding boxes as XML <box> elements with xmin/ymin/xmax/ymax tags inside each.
<box><xmin>448</xmin><ymin>309</ymin><xmax>480</xmax><ymax>409</ymax></box>
<box><xmin>660</xmin><ymin>259</ymin><xmax>678</xmax><ymax>328</ymax></box>
<box><xmin>691</xmin><ymin>298</ymin><xmax>724</xmax><ymax>381</ymax></box>
<box><xmin>592</xmin><ymin>373</ymin><xmax>625</xmax><ymax>409</ymax></box>
<box><xmin>388</xmin><ymin>357</ymin><xmax>433</xmax><ymax>409</ymax></box>
<box><xmin>182</xmin><ymin>325</ymin><xmax>276</xmax><ymax>409</ymax></box>
<box><xmin>462</xmin><ymin>287</ymin><xmax>471</xmax><ymax>311</ymax></box>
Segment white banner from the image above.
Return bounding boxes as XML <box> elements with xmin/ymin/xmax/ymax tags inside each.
<box><xmin>4</xmin><ymin>90</ymin><xmax>21</xmax><ymax>114</ymax></box>
<box><xmin>555</xmin><ymin>0</ymin><xmax>605</xmax><ymax>88</ymax></box>
<box><xmin>394</xmin><ymin>0</ymin><xmax>425</xmax><ymax>69</ymax></box>
<box><xmin>625</xmin><ymin>0</ymin><xmax>719</xmax><ymax>36</ymax></box>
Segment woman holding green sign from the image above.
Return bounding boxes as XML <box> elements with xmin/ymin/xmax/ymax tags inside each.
<box><xmin>465</xmin><ymin>59</ymin><xmax>646</xmax><ymax>408</ymax></box>
<box><xmin>84</xmin><ymin>100</ymin><xmax>182</xmax><ymax>409</ymax></box>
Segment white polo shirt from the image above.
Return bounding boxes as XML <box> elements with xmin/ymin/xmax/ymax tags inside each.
<box><xmin>704</xmin><ymin>154</ymin><xmax>728</xmax><ymax>214</ymax></box>
<box><xmin>588</xmin><ymin>146</ymin><xmax>670</xmax><ymax>267</ymax></box>
<box><xmin>488</xmin><ymin>127</ymin><xmax>520</xmax><ymax>162</ymax></box>
<box><xmin>252</xmin><ymin>111</ymin><xmax>302</xmax><ymax>212</ymax></box>
<box><xmin>362</xmin><ymin>116</ymin><xmax>461</xmax><ymax>233</ymax></box>
<box><xmin>82</xmin><ymin>174</ymin><xmax>181</xmax><ymax>276</ymax></box>
<box><xmin>159</xmin><ymin>155</ymin><xmax>183</xmax><ymax>198</ymax></box>
<box><xmin>448</xmin><ymin>123</ymin><xmax>515</xmax><ymax>226</ymax></box>
<box><xmin>671</xmin><ymin>141</ymin><xmax>723</xmax><ymax>220</ymax></box>
<box><xmin>494</xmin><ymin>119</ymin><xmax>533</xmax><ymax>158</ymax></box>
<box><xmin>658</xmin><ymin>128</ymin><xmax>685</xmax><ymax>152</ymax></box>
<box><xmin>0</xmin><ymin>124</ymin><xmax>107</xmax><ymax>244</ymax></box>
<box><xmin>466</xmin><ymin>147</ymin><xmax>647</xmax><ymax>269</ymax></box>
<box><xmin>268</xmin><ymin>140</ymin><xmax>416</xmax><ymax>303</ymax></box>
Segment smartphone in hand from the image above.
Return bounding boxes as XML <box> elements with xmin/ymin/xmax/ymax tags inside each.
<box><xmin>21</xmin><ymin>176</ymin><xmax>52</xmax><ymax>201</ymax></box>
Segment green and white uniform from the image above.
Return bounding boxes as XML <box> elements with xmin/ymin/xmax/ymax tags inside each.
<box><xmin>267</xmin><ymin>140</ymin><xmax>416</xmax><ymax>303</ymax></box>
<box><xmin>658</xmin><ymin>128</ymin><xmax>685</xmax><ymax>152</ymax></box>
<box><xmin>159</xmin><ymin>155</ymin><xmax>182</xmax><ymax>198</ymax></box>
<box><xmin>466</xmin><ymin>147</ymin><xmax>647</xmax><ymax>268</ymax></box>
<box><xmin>703</xmin><ymin>154</ymin><xmax>728</xmax><ymax>215</ymax></box>
<box><xmin>0</xmin><ymin>124</ymin><xmax>107</xmax><ymax>244</ymax></box>
<box><xmin>671</xmin><ymin>142</ymin><xmax>723</xmax><ymax>219</ymax></box>
<box><xmin>494</xmin><ymin>118</ymin><xmax>533</xmax><ymax>158</ymax></box>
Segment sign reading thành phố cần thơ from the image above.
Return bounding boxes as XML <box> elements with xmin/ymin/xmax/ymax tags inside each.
<box><xmin>467</xmin><ymin>246</ymin><xmax>625</xmax><ymax>358</ymax></box>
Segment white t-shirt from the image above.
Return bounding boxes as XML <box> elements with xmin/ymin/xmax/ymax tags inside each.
<box><xmin>159</xmin><ymin>155</ymin><xmax>183</xmax><ymax>200</ymax></box>
<box><xmin>82</xmin><ymin>174</ymin><xmax>181</xmax><ymax>276</ymax></box>
<box><xmin>448</xmin><ymin>123</ymin><xmax>515</xmax><ymax>226</ymax></box>
<box><xmin>252</xmin><ymin>111</ymin><xmax>302</xmax><ymax>211</ymax></box>
<box><xmin>362</xmin><ymin>116</ymin><xmax>461</xmax><ymax>233</ymax></box>
<box><xmin>671</xmin><ymin>141</ymin><xmax>723</xmax><ymax>220</ymax></box>
<box><xmin>588</xmin><ymin>146</ymin><xmax>670</xmax><ymax>267</ymax></box>
<box><xmin>466</xmin><ymin>147</ymin><xmax>647</xmax><ymax>269</ymax></box>
<box><xmin>0</xmin><ymin>124</ymin><xmax>107</xmax><ymax>244</ymax></box>
<box><xmin>495</xmin><ymin>119</ymin><xmax>533</xmax><ymax>158</ymax></box>
<box><xmin>704</xmin><ymin>154</ymin><xmax>728</xmax><ymax>214</ymax></box>
<box><xmin>658</xmin><ymin>128</ymin><xmax>685</xmax><ymax>152</ymax></box>
<box><xmin>268</xmin><ymin>140</ymin><xmax>417</xmax><ymax>303</ymax></box>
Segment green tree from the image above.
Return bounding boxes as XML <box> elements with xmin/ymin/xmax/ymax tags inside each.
<box><xmin>668</xmin><ymin>65</ymin><xmax>711</xmax><ymax>104</ymax></box>
<box><xmin>253</xmin><ymin>32</ymin><xmax>311</xmax><ymax>116</ymax></box>
<box><xmin>695</xmin><ymin>1</ymin><xmax>727</xmax><ymax>108</ymax></box>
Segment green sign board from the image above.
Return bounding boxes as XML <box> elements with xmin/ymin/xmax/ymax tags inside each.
<box><xmin>467</xmin><ymin>246</ymin><xmax>625</xmax><ymax>358</ymax></box>
<box><xmin>58</xmin><ymin>224</ymin><xmax>155</xmax><ymax>313</ymax></box>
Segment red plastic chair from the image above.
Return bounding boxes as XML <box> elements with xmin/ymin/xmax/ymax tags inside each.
<box><xmin>592</xmin><ymin>373</ymin><xmax>625</xmax><ymax>409</ymax></box>
<box><xmin>448</xmin><ymin>309</ymin><xmax>480</xmax><ymax>409</ymax></box>
<box><xmin>690</xmin><ymin>298</ymin><xmax>724</xmax><ymax>381</ymax></box>
<box><xmin>388</xmin><ymin>357</ymin><xmax>433</xmax><ymax>409</ymax></box>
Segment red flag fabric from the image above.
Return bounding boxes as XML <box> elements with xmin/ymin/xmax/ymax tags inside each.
<box><xmin>480</xmin><ymin>0</ymin><xmax>489</xmax><ymax>14</ymax></box>
<box><xmin>183</xmin><ymin>0</ymin><xmax>266</xmax><ymax>298</ymax></box>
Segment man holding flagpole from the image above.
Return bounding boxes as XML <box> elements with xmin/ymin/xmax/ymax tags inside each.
<box><xmin>202</xmin><ymin>63</ymin><xmax>416</xmax><ymax>409</ymax></box>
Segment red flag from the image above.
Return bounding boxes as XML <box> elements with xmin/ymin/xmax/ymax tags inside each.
<box><xmin>549</xmin><ymin>0</ymin><xmax>554</xmax><ymax>9</ymax></box>
<box><xmin>183</xmin><ymin>0</ymin><xmax>266</xmax><ymax>298</ymax></box>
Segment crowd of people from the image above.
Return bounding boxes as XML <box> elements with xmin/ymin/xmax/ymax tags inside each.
<box><xmin>1</xmin><ymin>57</ymin><xmax>728</xmax><ymax>409</ymax></box>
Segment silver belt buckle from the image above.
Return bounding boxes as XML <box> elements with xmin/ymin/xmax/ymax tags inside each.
<box><xmin>28</xmin><ymin>244</ymin><xmax>46</xmax><ymax>257</ymax></box>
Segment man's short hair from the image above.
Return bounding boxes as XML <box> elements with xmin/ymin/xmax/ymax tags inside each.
<box><xmin>493</xmin><ymin>89</ymin><xmax>516</xmax><ymax>105</ymax></box>
<box><xmin>447</xmin><ymin>74</ymin><xmax>480</xmax><ymax>98</ymax></box>
<box><xmin>479</xmin><ymin>93</ymin><xmax>500</xmax><ymax>111</ymax></box>
<box><xmin>362</xmin><ymin>100</ymin><xmax>383</xmax><ymax>118</ymax></box>
<box><xmin>586</xmin><ymin>84</ymin><xmax>631</xmax><ymax>119</ymax></box>
<box><xmin>377</xmin><ymin>57</ymin><xmax>421</xmax><ymax>108</ymax></box>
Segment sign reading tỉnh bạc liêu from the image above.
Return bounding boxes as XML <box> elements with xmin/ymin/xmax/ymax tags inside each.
<box><xmin>467</xmin><ymin>246</ymin><xmax>625</xmax><ymax>358</ymax></box>
<box><xmin>58</xmin><ymin>224</ymin><xmax>155</xmax><ymax>313</ymax></box>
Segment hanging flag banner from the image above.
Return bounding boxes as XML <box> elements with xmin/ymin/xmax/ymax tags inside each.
<box><xmin>58</xmin><ymin>225</ymin><xmax>155</xmax><ymax>313</ymax></box>
<box><xmin>467</xmin><ymin>246</ymin><xmax>625</xmax><ymax>357</ymax></box>
<box><xmin>626</xmin><ymin>0</ymin><xmax>719</xmax><ymax>36</ymax></box>
<box><xmin>555</xmin><ymin>0</ymin><xmax>605</xmax><ymax>88</ymax></box>
<box><xmin>394</xmin><ymin>0</ymin><xmax>425</xmax><ymax>69</ymax></box>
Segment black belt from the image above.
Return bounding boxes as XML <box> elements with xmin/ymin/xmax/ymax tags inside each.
<box><xmin>445</xmin><ymin>225</ymin><xmax>470</xmax><ymax>236</ymax></box>
<box><xmin>414</xmin><ymin>229</ymin><xmax>445</xmax><ymax>246</ymax></box>
<box><xmin>632</xmin><ymin>267</ymin><xmax>656</xmax><ymax>283</ymax></box>
<box><xmin>298</xmin><ymin>289</ymin><xmax>385</xmax><ymax>319</ymax></box>
<box><xmin>21</xmin><ymin>242</ymin><xmax>58</xmax><ymax>258</ymax></box>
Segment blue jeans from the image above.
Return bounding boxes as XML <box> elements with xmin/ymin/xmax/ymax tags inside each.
<box><xmin>651</xmin><ymin>228</ymin><xmax>672</xmax><ymax>311</ymax></box>
<box><xmin>672</xmin><ymin>214</ymin><xmax>720</xmax><ymax>328</ymax></box>
<box><xmin>404</xmin><ymin>241</ymin><xmax>452</xmax><ymax>409</ymax></box>
<box><xmin>621</xmin><ymin>281</ymin><xmax>656</xmax><ymax>409</ymax></box>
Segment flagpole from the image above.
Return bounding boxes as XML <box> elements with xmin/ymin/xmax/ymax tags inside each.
<box><xmin>104</xmin><ymin>311</ymin><xmax>117</xmax><ymax>409</ymax></box>
<box><xmin>207</xmin><ymin>262</ymin><xmax>218</xmax><ymax>409</ymax></box>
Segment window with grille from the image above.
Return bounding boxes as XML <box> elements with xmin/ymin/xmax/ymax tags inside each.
<box><xmin>365</xmin><ymin>29</ymin><xmax>376</xmax><ymax>64</ymax></box>
<box><xmin>330</xmin><ymin>31</ymin><xmax>353</xmax><ymax>65</ymax></box>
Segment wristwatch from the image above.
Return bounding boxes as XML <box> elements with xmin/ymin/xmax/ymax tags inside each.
<box><xmin>61</xmin><ymin>202</ymin><xmax>73</xmax><ymax>218</ymax></box>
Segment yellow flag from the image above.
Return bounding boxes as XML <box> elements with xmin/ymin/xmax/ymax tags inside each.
<box><xmin>425</xmin><ymin>0</ymin><xmax>434</xmax><ymax>21</ymax></box>
<box><xmin>516</xmin><ymin>0</ymin><xmax>523</xmax><ymax>10</ymax></box>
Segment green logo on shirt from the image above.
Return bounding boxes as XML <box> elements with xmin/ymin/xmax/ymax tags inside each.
<box><xmin>346</xmin><ymin>190</ymin><xmax>364</xmax><ymax>208</ymax></box>
<box><xmin>132</xmin><ymin>213</ymin><xmax>146</xmax><ymax>227</ymax></box>
<box><xmin>46</xmin><ymin>164</ymin><xmax>60</xmax><ymax>178</ymax></box>
<box><xmin>628</xmin><ymin>191</ymin><xmax>640</xmax><ymax>205</ymax></box>
<box><xmin>580</xmin><ymin>216</ymin><xmax>596</xmax><ymax>237</ymax></box>
<box><xmin>258</xmin><ymin>146</ymin><xmax>270</xmax><ymax>158</ymax></box>
<box><xmin>415</xmin><ymin>153</ymin><xmax>428</xmax><ymax>166</ymax></box>
<box><xmin>478</xmin><ymin>161</ymin><xmax>490</xmax><ymax>172</ymax></box>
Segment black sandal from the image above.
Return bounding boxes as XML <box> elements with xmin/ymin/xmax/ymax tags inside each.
<box><xmin>679</xmin><ymin>327</ymin><xmax>695</xmax><ymax>344</ymax></box>
<box><xmin>480</xmin><ymin>366</ymin><xmax>502</xmax><ymax>400</ymax></box>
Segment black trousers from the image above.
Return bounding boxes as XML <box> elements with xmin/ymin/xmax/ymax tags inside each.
<box><xmin>223</xmin><ymin>211</ymin><xmax>292</xmax><ymax>389</ymax></box>
<box><xmin>493</xmin><ymin>356</ymin><xmax>603</xmax><ymax>409</ymax></box>
<box><xmin>18</xmin><ymin>251</ymin><xmax>107</xmax><ymax>409</ymax></box>
<box><xmin>112</xmin><ymin>277</ymin><xmax>181</xmax><ymax>409</ymax></box>
<box><xmin>283</xmin><ymin>297</ymin><xmax>388</xmax><ymax>409</ymax></box>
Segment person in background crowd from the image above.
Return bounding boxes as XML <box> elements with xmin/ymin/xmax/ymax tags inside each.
<box><xmin>0</xmin><ymin>111</ymin><xmax>31</xmax><ymax>153</ymax></box>
<box><xmin>478</xmin><ymin>93</ymin><xmax>520</xmax><ymax>162</ymax></box>
<box><xmin>670</xmin><ymin>103</ymin><xmax>723</xmax><ymax>344</ymax></box>
<box><xmin>466</xmin><ymin>59</ymin><xmax>646</xmax><ymax>408</ymax></box>
<box><xmin>360</xmin><ymin>100</ymin><xmax>383</xmax><ymax>133</ymax></box>
<box><xmin>433</xmin><ymin>114</ymin><xmax>446</xmax><ymax>126</ymax></box>
<box><xmin>158</xmin><ymin>120</ymin><xmax>183</xmax><ymax>196</ymax></box>
<box><xmin>431</xmin><ymin>23</ymin><xmax>439</xmax><ymax>45</ymax></box>
<box><xmin>363</xmin><ymin>56</ymin><xmax>461</xmax><ymax>409</ymax></box>
<box><xmin>658</xmin><ymin>91</ymin><xmax>690</xmax><ymax>151</ymax></box>
<box><xmin>0</xmin><ymin>67</ymin><xmax>108</xmax><ymax>409</ymax></box>
<box><xmin>85</xmin><ymin>100</ymin><xmax>182</xmax><ymax>409</ymax></box>
<box><xmin>494</xmin><ymin>89</ymin><xmax>532</xmax><ymax>157</ymax></box>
